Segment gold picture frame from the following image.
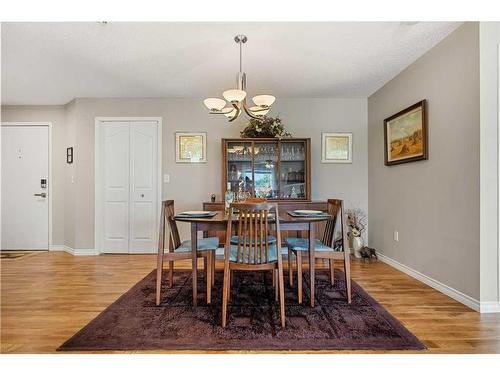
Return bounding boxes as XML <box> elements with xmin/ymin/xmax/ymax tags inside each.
<box><xmin>321</xmin><ymin>132</ymin><xmax>352</xmax><ymax>163</ymax></box>
<box><xmin>384</xmin><ymin>100</ymin><xmax>428</xmax><ymax>166</ymax></box>
<box><xmin>175</xmin><ymin>132</ymin><xmax>207</xmax><ymax>163</ymax></box>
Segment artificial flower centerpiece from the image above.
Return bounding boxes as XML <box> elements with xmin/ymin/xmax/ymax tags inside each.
<box><xmin>346</xmin><ymin>208</ymin><xmax>367</xmax><ymax>259</ymax></box>
<box><xmin>240</xmin><ymin>116</ymin><xmax>291</xmax><ymax>138</ymax></box>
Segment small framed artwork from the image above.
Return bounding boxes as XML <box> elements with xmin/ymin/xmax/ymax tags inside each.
<box><xmin>66</xmin><ymin>147</ymin><xmax>73</xmax><ymax>164</ymax></box>
<box><xmin>384</xmin><ymin>99</ymin><xmax>428</xmax><ymax>166</ymax></box>
<box><xmin>175</xmin><ymin>132</ymin><xmax>207</xmax><ymax>163</ymax></box>
<box><xmin>321</xmin><ymin>132</ymin><xmax>352</xmax><ymax>163</ymax></box>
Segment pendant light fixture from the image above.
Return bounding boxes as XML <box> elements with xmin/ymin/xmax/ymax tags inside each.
<box><xmin>203</xmin><ymin>35</ymin><xmax>276</xmax><ymax>122</ymax></box>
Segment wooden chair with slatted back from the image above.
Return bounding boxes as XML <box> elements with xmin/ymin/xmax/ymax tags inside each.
<box><xmin>221</xmin><ymin>201</ymin><xmax>285</xmax><ymax>328</ymax></box>
<box><xmin>285</xmin><ymin>199</ymin><xmax>351</xmax><ymax>304</ymax></box>
<box><xmin>155</xmin><ymin>200</ymin><xmax>218</xmax><ymax>306</ymax></box>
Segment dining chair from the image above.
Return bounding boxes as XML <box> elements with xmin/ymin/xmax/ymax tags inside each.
<box><xmin>155</xmin><ymin>200</ymin><xmax>219</xmax><ymax>305</ymax></box>
<box><xmin>285</xmin><ymin>199</ymin><xmax>352</xmax><ymax>304</ymax></box>
<box><xmin>221</xmin><ymin>201</ymin><xmax>286</xmax><ymax>328</ymax></box>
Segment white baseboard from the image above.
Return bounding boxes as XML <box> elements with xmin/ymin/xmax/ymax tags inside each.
<box><xmin>377</xmin><ymin>253</ymin><xmax>481</xmax><ymax>312</ymax></box>
<box><xmin>65</xmin><ymin>246</ymin><xmax>99</xmax><ymax>256</ymax></box>
<box><xmin>49</xmin><ymin>245</ymin><xmax>65</xmax><ymax>251</ymax></box>
<box><xmin>49</xmin><ymin>245</ymin><xmax>98</xmax><ymax>256</ymax></box>
<box><xmin>480</xmin><ymin>301</ymin><xmax>500</xmax><ymax>313</ymax></box>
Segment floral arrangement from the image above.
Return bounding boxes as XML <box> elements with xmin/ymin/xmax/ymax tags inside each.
<box><xmin>240</xmin><ymin>116</ymin><xmax>291</xmax><ymax>138</ymax></box>
<box><xmin>346</xmin><ymin>208</ymin><xmax>366</xmax><ymax>238</ymax></box>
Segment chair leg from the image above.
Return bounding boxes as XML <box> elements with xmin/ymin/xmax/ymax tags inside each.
<box><xmin>288</xmin><ymin>248</ymin><xmax>293</xmax><ymax>287</ymax></box>
<box><xmin>168</xmin><ymin>261</ymin><xmax>174</xmax><ymax>288</ymax></box>
<box><xmin>344</xmin><ymin>254</ymin><xmax>352</xmax><ymax>303</ymax></box>
<box><xmin>227</xmin><ymin>269</ymin><xmax>231</xmax><ymax>302</ymax></box>
<box><xmin>296</xmin><ymin>251</ymin><xmax>303</xmax><ymax>304</ymax></box>
<box><xmin>211</xmin><ymin>252</ymin><xmax>216</xmax><ymax>287</ymax></box>
<box><xmin>329</xmin><ymin>259</ymin><xmax>335</xmax><ymax>285</ymax></box>
<box><xmin>222</xmin><ymin>265</ymin><xmax>230</xmax><ymax>327</ymax></box>
<box><xmin>155</xmin><ymin>251</ymin><xmax>164</xmax><ymax>306</ymax></box>
<box><xmin>278</xmin><ymin>265</ymin><xmax>286</xmax><ymax>328</ymax></box>
<box><xmin>272</xmin><ymin>269</ymin><xmax>275</xmax><ymax>287</ymax></box>
<box><xmin>206</xmin><ymin>253</ymin><xmax>212</xmax><ymax>304</ymax></box>
<box><xmin>274</xmin><ymin>269</ymin><xmax>279</xmax><ymax>302</ymax></box>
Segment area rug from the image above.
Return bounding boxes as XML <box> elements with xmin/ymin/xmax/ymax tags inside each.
<box><xmin>58</xmin><ymin>269</ymin><xmax>425</xmax><ymax>351</ymax></box>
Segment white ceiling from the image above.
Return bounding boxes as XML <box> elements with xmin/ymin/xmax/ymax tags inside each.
<box><xmin>1</xmin><ymin>22</ymin><xmax>461</xmax><ymax>105</ymax></box>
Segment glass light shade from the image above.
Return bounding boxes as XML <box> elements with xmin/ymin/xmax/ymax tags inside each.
<box><xmin>250</xmin><ymin>106</ymin><xmax>269</xmax><ymax>116</ymax></box>
<box><xmin>252</xmin><ymin>95</ymin><xmax>275</xmax><ymax>107</ymax></box>
<box><xmin>224</xmin><ymin>108</ymin><xmax>237</xmax><ymax>118</ymax></box>
<box><xmin>203</xmin><ymin>98</ymin><xmax>226</xmax><ymax>111</ymax></box>
<box><xmin>223</xmin><ymin>89</ymin><xmax>247</xmax><ymax>103</ymax></box>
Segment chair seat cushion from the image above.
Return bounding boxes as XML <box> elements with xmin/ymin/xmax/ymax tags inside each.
<box><xmin>229</xmin><ymin>244</ymin><xmax>278</xmax><ymax>263</ymax></box>
<box><xmin>176</xmin><ymin>237</ymin><xmax>219</xmax><ymax>252</ymax></box>
<box><xmin>284</xmin><ymin>237</ymin><xmax>335</xmax><ymax>252</ymax></box>
<box><xmin>229</xmin><ymin>235</ymin><xmax>277</xmax><ymax>246</ymax></box>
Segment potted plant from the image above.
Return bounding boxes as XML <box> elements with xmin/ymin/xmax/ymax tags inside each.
<box><xmin>240</xmin><ymin>116</ymin><xmax>291</xmax><ymax>138</ymax></box>
<box><xmin>346</xmin><ymin>208</ymin><xmax>367</xmax><ymax>259</ymax></box>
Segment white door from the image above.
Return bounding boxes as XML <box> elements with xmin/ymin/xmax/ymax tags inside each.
<box><xmin>129</xmin><ymin>122</ymin><xmax>158</xmax><ymax>252</ymax></box>
<box><xmin>102</xmin><ymin>122</ymin><xmax>130</xmax><ymax>252</ymax></box>
<box><xmin>100</xmin><ymin>121</ymin><xmax>158</xmax><ymax>253</ymax></box>
<box><xmin>1</xmin><ymin>125</ymin><xmax>49</xmax><ymax>250</ymax></box>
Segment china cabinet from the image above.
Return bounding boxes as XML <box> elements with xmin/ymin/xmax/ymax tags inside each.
<box><xmin>221</xmin><ymin>138</ymin><xmax>311</xmax><ymax>201</ymax></box>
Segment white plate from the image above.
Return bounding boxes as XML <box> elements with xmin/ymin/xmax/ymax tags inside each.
<box><xmin>294</xmin><ymin>210</ymin><xmax>323</xmax><ymax>215</ymax></box>
<box><xmin>180</xmin><ymin>211</ymin><xmax>212</xmax><ymax>216</ymax></box>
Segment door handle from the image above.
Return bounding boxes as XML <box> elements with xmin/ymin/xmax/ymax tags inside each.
<box><xmin>34</xmin><ymin>193</ymin><xmax>47</xmax><ymax>198</ymax></box>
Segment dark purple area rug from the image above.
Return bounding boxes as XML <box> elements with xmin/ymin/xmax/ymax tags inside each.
<box><xmin>58</xmin><ymin>269</ymin><xmax>425</xmax><ymax>351</ymax></box>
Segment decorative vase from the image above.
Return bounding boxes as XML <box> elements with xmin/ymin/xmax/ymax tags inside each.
<box><xmin>352</xmin><ymin>236</ymin><xmax>364</xmax><ymax>259</ymax></box>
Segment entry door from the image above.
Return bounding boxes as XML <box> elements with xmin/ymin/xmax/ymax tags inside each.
<box><xmin>101</xmin><ymin>121</ymin><xmax>158</xmax><ymax>253</ymax></box>
<box><xmin>1</xmin><ymin>125</ymin><xmax>49</xmax><ymax>250</ymax></box>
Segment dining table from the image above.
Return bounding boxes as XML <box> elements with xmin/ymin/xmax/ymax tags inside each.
<box><xmin>174</xmin><ymin>210</ymin><xmax>331</xmax><ymax>307</ymax></box>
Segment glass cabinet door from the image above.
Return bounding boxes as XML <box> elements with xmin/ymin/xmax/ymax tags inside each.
<box><xmin>279</xmin><ymin>140</ymin><xmax>307</xmax><ymax>199</ymax></box>
<box><xmin>253</xmin><ymin>141</ymin><xmax>279</xmax><ymax>199</ymax></box>
<box><xmin>226</xmin><ymin>141</ymin><xmax>253</xmax><ymax>196</ymax></box>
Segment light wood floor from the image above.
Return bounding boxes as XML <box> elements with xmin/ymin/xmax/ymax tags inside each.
<box><xmin>1</xmin><ymin>251</ymin><xmax>499</xmax><ymax>353</ymax></box>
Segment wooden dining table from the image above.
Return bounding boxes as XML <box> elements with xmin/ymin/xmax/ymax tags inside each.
<box><xmin>174</xmin><ymin>210</ymin><xmax>331</xmax><ymax>307</ymax></box>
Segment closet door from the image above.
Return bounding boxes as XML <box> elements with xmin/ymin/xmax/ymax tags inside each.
<box><xmin>129</xmin><ymin>122</ymin><xmax>158</xmax><ymax>253</ymax></box>
<box><xmin>102</xmin><ymin>122</ymin><xmax>130</xmax><ymax>252</ymax></box>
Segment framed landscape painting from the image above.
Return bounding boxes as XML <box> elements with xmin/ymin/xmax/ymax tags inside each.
<box><xmin>175</xmin><ymin>132</ymin><xmax>207</xmax><ymax>163</ymax></box>
<box><xmin>321</xmin><ymin>132</ymin><xmax>352</xmax><ymax>163</ymax></box>
<box><xmin>384</xmin><ymin>100</ymin><xmax>428</xmax><ymax>166</ymax></box>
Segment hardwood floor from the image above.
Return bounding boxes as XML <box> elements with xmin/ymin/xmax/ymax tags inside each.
<box><xmin>1</xmin><ymin>251</ymin><xmax>499</xmax><ymax>353</ymax></box>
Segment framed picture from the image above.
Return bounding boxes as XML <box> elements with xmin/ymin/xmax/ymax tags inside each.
<box><xmin>175</xmin><ymin>132</ymin><xmax>207</xmax><ymax>163</ymax></box>
<box><xmin>321</xmin><ymin>132</ymin><xmax>352</xmax><ymax>163</ymax></box>
<box><xmin>384</xmin><ymin>100</ymin><xmax>428</xmax><ymax>166</ymax></box>
<box><xmin>66</xmin><ymin>147</ymin><xmax>73</xmax><ymax>164</ymax></box>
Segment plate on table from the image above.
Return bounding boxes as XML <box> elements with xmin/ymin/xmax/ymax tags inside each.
<box><xmin>178</xmin><ymin>211</ymin><xmax>216</xmax><ymax>217</ymax></box>
<box><xmin>293</xmin><ymin>210</ymin><xmax>323</xmax><ymax>215</ymax></box>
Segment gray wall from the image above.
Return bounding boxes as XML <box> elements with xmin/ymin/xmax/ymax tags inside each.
<box><xmin>63</xmin><ymin>100</ymin><xmax>77</xmax><ymax>248</ymax></box>
<box><xmin>368</xmin><ymin>23</ymin><xmax>480</xmax><ymax>299</ymax></box>
<box><xmin>2</xmin><ymin>97</ymin><xmax>368</xmax><ymax>248</ymax></box>
<box><xmin>479</xmin><ymin>22</ymin><xmax>500</xmax><ymax>305</ymax></box>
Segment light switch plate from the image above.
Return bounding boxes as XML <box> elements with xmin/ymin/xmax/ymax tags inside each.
<box><xmin>163</xmin><ymin>174</ymin><xmax>170</xmax><ymax>183</ymax></box>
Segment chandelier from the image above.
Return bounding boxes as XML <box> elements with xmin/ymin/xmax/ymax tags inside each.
<box><xmin>203</xmin><ymin>35</ymin><xmax>276</xmax><ymax>122</ymax></box>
